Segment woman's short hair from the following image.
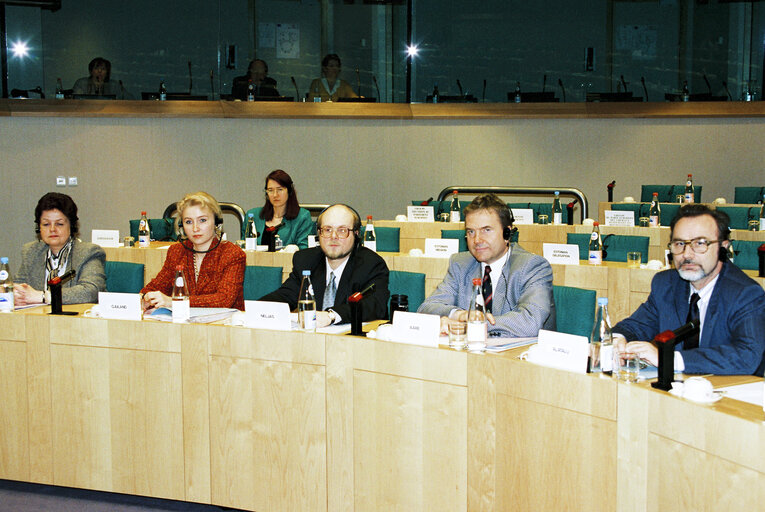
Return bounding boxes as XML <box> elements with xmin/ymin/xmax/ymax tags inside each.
<box><xmin>261</xmin><ymin>169</ymin><xmax>300</xmax><ymax>220</ymax></box>
<box><xmin>88</xmin><ymin>57</ymin><xmax>112</xmax><ymax>81</ymax></box>
<box><xmin>175</xmin><ymin>191</ymin><xmax>223</xmax><ymax>234</ymax></box>
<box><xmin>35</xmin><ymin>192</ymin><xmax>79</xmax><ymax>239</ymax></box>
<box><xmin>321</xmin><ymin>53</ymin><xmax>341</xmax><ymax>68</ymax></box>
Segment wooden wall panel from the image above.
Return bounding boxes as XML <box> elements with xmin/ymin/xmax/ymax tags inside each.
<box><xmin>0</xmin><ymin>340</ymin><xmax>30</xmax><ymax>481</ymax></box>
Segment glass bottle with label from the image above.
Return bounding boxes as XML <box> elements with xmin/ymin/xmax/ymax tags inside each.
<box><xmin>589</xmin><ymin>297</ymin><xmax>613</xmax><ymax>374</ymax></box>
<box><xmin>55</xmin><ymin>78</ymin><xmax>64</xmax><ymax>99</ymax></box>
<box><xmin>159</xmin><ymin>81</ymin><xmax>167</xmax><ymax>101</ymax></box>
<box><xmin>247</xmin><ymin>80</ymin><xmax>255</xmax><ymax>102</ymax></box>
<box><xmin>450</xmin><ymin>190</ymin><xmax>461</xmax><ymax>223</ymax></box>
<box><xmin>363</xmin><ymin>215</ymin><xmax>377</xmax><ymax>251</ymax></box>
<box><xmin>138</xmin><ymin>211</ymin><xmax>151</xmax><ymax>248</ymax></box>
<box><xmin>681</xmin><ymin>81</ymin><xmax>690</xmax><ymax>102</ymax></box>
<box><xmin>649</xmin><ymin>192</ymin><xmax>661</xmax><ymax>227</ymax></box>
<box><xmin>466</xmin><ymin>277</ymin><xmax>487</xmax><ymax>353</ymax></box>
<box><xmin>759</xmin><ymin>194</ymin><xmax>765</xmax><ymax>231</ymax></box>
<box><xmin>171</xmin><ymin>265</ymin><xmax>190</xmax><ymax>323</ymax></box>
<box><xmin>552</xmin><ymin>191</ymin><xmax>563</xmax><ymax>225</ymax></box>
<box><xmin>684</xmin><ymin>174</ymin><xmax>694</xmax><ymax>203</ymax></box>
<box><xmin>274</xmin><ymin>234</ymin><xmax>283</xmax><ymax>251</ymax></box>
<box><xmin>245</xmin><ymin>213</ymin><xmax>258</xmax><ymax>250</ymax></box>
<box><xmin>588</xmin><ymin>222</ymin><xmax>603</xmax><ymax>265</ymax></box>
<box><xmin>298</xmin><ymin>270</ymin><xmax>316</xmax><ymax>332</ymax></box>
<box><xmin>514</xmin><ymin>82</ymin><xmax>521</xmax><ymax>103</ymax></box>
<box><xmin>0</xmin><ymin>257</ymin><xmax>14</xmax><ymax>313</ymax></box>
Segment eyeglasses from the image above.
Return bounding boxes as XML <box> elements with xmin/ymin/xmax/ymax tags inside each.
<box><xmin>319</xmin><ymin>226</ymin><xmax>352</xmax><ymax>239</ymax></box>
<box><xmin>668</xmin><ymin>238</ymin><xmax>721</xmax><ymax>254</ymax></box>
<box><xmin>265</xmin><ymin>187</ymin><xmax>287</xmax><ymax>195</ymax></box>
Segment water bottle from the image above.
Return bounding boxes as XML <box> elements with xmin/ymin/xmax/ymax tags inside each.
<box><xmin>171</xmin><ymin>265</ymin><xmax>190</xmax><ymax>323</ymax></box>
<box><xmin>649</xmin><ymin>192</ymin><xmax>661</xmax><ymax>227</ymax></box>
<box><xmin>588</xmin><ymin>222</ymin><xmax>603</xmax><ymax>265</ymax></box>
<box><xmin>363</xmin><ymin>215</ymin><xmax>377</xmax><ymax>251</ymax></box>
<box><xmin>552</xmin><ymin>191</ymin><xmax>563</xmax><ymax>225</ymax></box>
<box><xmin>55</xmin><ymin>78</ymin><xmax>64</xmax><ymax>100</ymax></box>
<box><xmin>274</xmin><ymin>234</ymin><xmax>283</xmax><ymax>251</ymax></box>
<box><xmin>0</xmin><ymin>257</ymin><xmax>14</xmax><ymax>313</ymax></box>
<box><xmin>159</xmin><ymin>81</ymin><xmax>167</xmax><ymax>101</ymax></box>
<box><xmin>432</xmin><ymin>84</ymin><xmax>439</xmax><ymax>103</ymax></box>
<box><xmin>245</xmin><ymin>213</ymin><xmax>258</xmax><ymax>250</ymax></box>
<box><xmin>450</xmin><ymin>190</ymin><xmax>461</xmax><ymax>223</ymax></box>
<box><xmin>247</xmin><ymin>80</ymin><xmax>255</xmax><ymax>102</ymax></box>
<box><xmin>466</xmin><ymin>277</ymin><xmax>487</xmax><ymax>353</ymax></box>
<box><xmin>684</xmin><ymin>174</ymin><xmax>694</xmax><ymax>203</ymax></box>
<box><xmin>759</xmin><ymin>194</ymin><xmax>764</xmax><ymax>231</ymax></box>
<box><xmin>681</xmin><ymin>80</ymin><xmax>690</xmax><ymax>102</ymax></box>
<box><xmin>298</xmin><ymin>270</ymin><xmax>316</xmax><ymax>332</ymax></box>
<box><xmin>514</xmin><ymin>82</ymin><xmax>521</xmax><ymax>103</ymax></box>
<box><xmin>589</xmin><ymin>297</ymin><xmax>613</xmax><ymax>373</ymax></box>
<box><xmin>138</xmin><ymin>211</ymin><xmax>151</xmax><ymax>248</ymax></box>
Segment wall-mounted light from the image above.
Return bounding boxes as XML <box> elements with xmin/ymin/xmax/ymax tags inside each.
<box><xmin>11</xmin><ymin>40</ymin><xmax>30</xmax><ymax>59</ymax></box>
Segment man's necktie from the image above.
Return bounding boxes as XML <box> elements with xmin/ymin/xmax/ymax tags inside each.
<box><xmin>684</xmin><ymin>293</ymin><xmax>700</xmax><ymax>350</ymax></box>
<box><xmin>482</xmin><ymin>266</ymin><xmax>493</xmax><ymax>314</ymax></box>
<box><xmin>323</xmin><ymin>272</ymin><xmax>336</xmax><ymax>311</ymax></box>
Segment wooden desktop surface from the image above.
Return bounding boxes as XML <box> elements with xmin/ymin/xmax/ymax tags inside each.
<box><xmin>1</xmin><ymin>307</ymin><xmax>763</xmax><ymax>511</ymax></box>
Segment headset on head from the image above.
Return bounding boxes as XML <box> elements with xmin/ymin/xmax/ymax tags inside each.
<box><xmin>316</xmin><ymin>204</ymin><xmax>362</xmax><ymax>247</ymax></box>
<box><xmin>176</xmin><ymin>212</ymin><xmax>224</xmax><ymax>240</ymax></box>
<box><xmin>464</xmin><ymin>204</ymin><xmax>516</xmax><ymax>243</ymax></box>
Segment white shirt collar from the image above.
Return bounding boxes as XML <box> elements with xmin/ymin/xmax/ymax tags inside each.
<box><xmin>325</xmin><ymin>256</ymin><xmax>350</xmax><ymax>286</ymax></box>
<box><xmin>480</xmin><ymin>245</ymin><xmax>511</xmax><ymax>288</ymax></box>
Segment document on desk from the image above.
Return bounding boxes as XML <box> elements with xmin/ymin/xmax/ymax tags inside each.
<box><xmin>715</xmin><ymin>382</ymin><xmax>763</xmax><ymax>407</ymax></box>
<box><xmin>146</xmin><ymin>307</ymin><xmax>238</xmax><ymax>323</ymax></box>
<box><xmin>485</xmin><ymin>337</ymin><xmax>537</xmax><ymax>353</ymax></box>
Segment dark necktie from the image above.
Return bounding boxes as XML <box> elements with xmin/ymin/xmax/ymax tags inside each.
<box><xmin>482</xmin><ymin>266</ymin><xmax>493</xmax><ymax>314</ymax></box>
<box><xmin>684</xmin><ymin>293</ymin><xmax>700</xmax><ymax>350</ymax></box>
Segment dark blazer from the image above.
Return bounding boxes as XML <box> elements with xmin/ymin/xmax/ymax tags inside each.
<box><xmin>613</xmin><ymin>261</ymin><xmax>765</xmax><ymax>376</ymax></box>
<box><xmin>260</xmin><ymin>246</ymin><xmax>389</xmax><ymax>323</ymax></box>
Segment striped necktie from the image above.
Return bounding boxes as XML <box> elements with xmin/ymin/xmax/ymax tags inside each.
<box><xmin>482</xmin><ymin>266</ymin><xmax>493</xmax><ymax>313</ymax></box>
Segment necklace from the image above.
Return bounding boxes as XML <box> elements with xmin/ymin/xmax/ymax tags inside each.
<box><xmin>193</xmin><ymin>252</ymin><xmax>201</xmax><ymax>280</ymax></box>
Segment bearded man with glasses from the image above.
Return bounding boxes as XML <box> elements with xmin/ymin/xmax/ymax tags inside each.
<box><xmin>613</xmin><ymin>204</ymin><xmax>765</xmax><ymax>375</ymax></box>
<box><xmin>259</xmin><ymin>204</ymin><xmax>389</xmax><ymax>327</ymax></box>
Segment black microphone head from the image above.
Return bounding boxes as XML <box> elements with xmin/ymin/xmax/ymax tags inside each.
<box><xmin>372</xmin><ymin>75</ymin><xmax>378</xmax><ymax>85</ymax></box>
<box><xmin>291</xmin><ymin>76</ymin><xmax>297</xmax><ymax>86</ymax></box>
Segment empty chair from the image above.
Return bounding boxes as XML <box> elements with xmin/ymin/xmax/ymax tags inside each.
<box><xmin>641</xmin><ymin>185</ymin><xmax>702</xmax><ymax>203</ymax></box>
<box><xmin>733</xmin><ymin>186</ymin><xmax>765</xmax><ymax>205</ymax></box>
<box><xmin>104</xmin><ymin>261</ymin><xmax>144</xmax><ymax>294</ymax></box>
<box><xmin>441</xmin><ymin>229</ymin><xmax>468</xmax><ymax>252</ymax></box>
<box><xmin>730</xmin><ymin>240</ymin><xmax>763</xmax><ymax>271</ymax></box>
<box><xmin>373</xmin><ymin>227</ymin><xmax>401</xmax><ymax>252</ymax></box>
<box><xmin>552</xmin><ymin>285</ymin><xmax>597</xmax><ymax>338</ymax></box>
<box><xmin>507</xmin><ymin>202</ymin><xmax>570</xmax><ymax>224</ymax></box>
<box><xmin>243</xmin><ymin>265</ymin><xmax>284</xmax><ymax>301</ymax></box>
<box><xmin>388</xmin><ymin>270</ymin><xmax>426</xmax><ymax>313</ymax></box>
<box><xmin>716</xmin><ymin>206</ymin><xmax>760</xmax><ymax>230</ymax></box>
<box><xmin>129</xmin><ymin>218</ymin><xmax>178</xmax><ymax>242</ymax></box>
<box><xmin>567</xmin><ymin>233</ymin><xmax>649</xmax><ymax>263</ymax></box>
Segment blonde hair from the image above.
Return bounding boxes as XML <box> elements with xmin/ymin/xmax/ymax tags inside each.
<box><xmin>175</xmin><ymin>191</ymin><xmax>223</xmax><ymax>236</ymax></box>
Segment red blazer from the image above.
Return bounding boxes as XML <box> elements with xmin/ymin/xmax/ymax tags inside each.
<box><xmin>142</xmin><ymin>239</ymin><xmax>245</xmax><ymax>310</ymax></box>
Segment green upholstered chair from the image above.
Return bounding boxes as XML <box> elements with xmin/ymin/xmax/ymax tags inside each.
<box><xmin>641</xmin><ymin>185</ymin><xmax>702</xmax><ymax>203</ymax></box>
<box><xmin>716</xmin><ymin>206</ymin><xmax>760</xmax><ymax>230</ymax></box>
<box><xmin>388</xmin><ymin>270</ymin><xmax>426</xmax><ymax>313</ymax></box>
<box><xmin>657</xmin><ymin>203</ymin><xmax>681</xmax><ymax>227</ymax></box>
<box><xmin>730</xmin><ymin>240</ymin><xmax>763</xmax><ymax>271</ymax></box>
<box><xmin>243</xmin><ymin>265</ymin><xmax>284</xmax><ymax>301</ymax></box>
<box><xmin>374</xmin><ymin>227</ymin><xmax>400</xmax><ymax>252</ymax></box>
<box><xmin>566</xmin><ymin>233</ymin><xmax>650</xmax><ymax>263</ymax></box>
<box><xmin>508</xmin><ymin>202</ymin><xmax>570</xmax><ymax>224</ymax></box>
<box><xmin>552</xmin><ymin>285</ymin><xmax>597</xmax><ymax>338</ymax></box>
<box><xmin>441</xmin><ymin>228</ymin><xmax>519</xmax><ymax>252</ymax></box>
<box><xmin>733</xmin><ymin>186</ymin><xmax>765</xmax><ymax>205</ymax></box>
<box><xmin>104</xmin><ymin>261</ymin><xmax>144</xmax><ymax>294</ymax></box>
<box><xmin>129</xmin><ymin>218</ymin><xmax>178</xmax><ymax>242</ymax></box>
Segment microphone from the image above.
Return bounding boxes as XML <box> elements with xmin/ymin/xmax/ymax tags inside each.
<box><xmin>209</xmin><ymin>70</ymin><xmax>214</xmax><ymax>99</ymax></box>
<box><xmin>703</xmin><ymin>72</ymin><xmax>712</xmax><ymax>95</ymax></box>
<box><xmin>607</xmin><ymin>180</ymin><xmax>616</xmax><ymax>202</ymax></box>
<box><xmin>640</xmin><ymin>76</ymin><xmax>648</xmax><ymax>102</ymax></box>
<box><xmin>356</xmin><ymin>68</ymin><xmax>361</xmax><ymax>96</ymax></box>
<box><xmin>291</xmin><ymin>76</ymin><xmax>300</xmax><ymax>102</ymax></box>
<box><xmin>620</xmin><ymin>75</ymin><xmax>628</xmax><ymax>92</ymax></box>
<box><xmin>542</xmin><ymin>74</ymin><xmax>547</xmax><ymax>92</ymax></box>
<box><xmin>456</xmin><ymin>79</ymin><xmax>464</xmax><ymax>97</ymax></box>
<box><xmin>420</xmin><ymin>197</ymin><xmax>434</xmax><ymax>206</ymax></box>
<box><xmin>651</xmin><ymin>320</ymin><xmax>700</xmax><ymax>391</ymax></box>
<box><xmin>372</xmin><ymin>75</ymin><xmax>381</xmax><ymax>101</ymax></box>
<box><xmin>48</xmin><ymin>269</ymin><xmax>76</xmax><ymax>286</ymax></box>
<box><xmin>722</xmin><ymin>81</ymin><xmax>732</xmax><ymax>101</ymax></box>
<box><xmin>482</xmin><ymin>79</ymin><xmax>487</xmax><ymax>103</ymax></box>
<box><xmin>188</xmin><ymin>61</ymin><xmax>193</xmax><ymax>94</ymax></box>
<box><xmin>348</xmin><ymin>283</ymin><xmax>376</xmax><ymax>304</ymax></box>
<box><xmin>119</xmin><ymin>80</ymin><xmax>125</xmax><ymax>99</ymax></box>
<box><xmin>558</xmin><ymin>78</ymin><xmax>566</xmax><ymax>103</ymax></box>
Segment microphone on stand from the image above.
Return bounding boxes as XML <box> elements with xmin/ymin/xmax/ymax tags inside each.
<box><xmin>119</xmin><ymin>80</ymin><xmax>125</xmax><ymax>99</ymax></box>
<box><xmin>356</xmin><ymin>68</ymin><xmax>361</xmax><ymax>96</ymax></box>
<box><xmin>620</xmin><ymin>75</ymin><xmax>628</xmax><ymax>92</ymax></box>
<box><xmin>558</xmin><ymin>79</ymin><xmax>566</xmax><ymax>103</ymax></box>
<box><xmin>722</xmin><ymin>81</ymin><xmax>732</xmax><ymax>101</ymax></box>
<box><xmin>703</xmin><ymin>72</ymin><xmax>712</xmax><ymax>95</ymax></box>
<box><xmin>456</xmin><ymin>79</ymin><xmax>464</xmax><ymax>97</ymax></box>
<box><xmin>607</xmin><ymin>180</ymin><xmax>616</xmax><ymax>202</ymax></box>
<box><xmin>291</xmin><ymin>77</ymin><xmax>300</xmax><ymax>102</ymax></box>
<box><xmin>372</xmin><ymin>75</ymin><xmax>381</xmax><ymax>101</ymax></box>
<box><xmin>651</xmin><ymin>321</ymin><xmax>700</xmax><ymax>391</ymax></box>
<box><xmin>542</xmin><ymin>74</ymin><xmax>547</xmax><ymax>93</ymax></box>
<box><xmin>348</xmin><ymin>283</ymin><xmax>376</xmax><ymax>336</ymax></box>
<box><xmin>188</xmin><ymin>61</ymin><xmax>193</xmax><ymax>94</ymax></box>
<box><xmin>640</xmin><ymin>76</ymin><xmax>648</xmax><ymax>102</ymax></box>
<box><xmin>209</xmin><ymin>70</ymin><xmax>214</xmax><ymax>100</ymax></box>
<box><xmin>482</xmin><ymin>79</ymin><xmax>487</xmax><ymax>103</ymax></box>
<box><xmin>420</xmin><ymin>197</ymin><xmax>434</xmax><ymax>206</ymax></box>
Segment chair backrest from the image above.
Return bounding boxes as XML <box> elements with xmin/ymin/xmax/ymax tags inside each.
<box><xmin>508</xmin><ymin>202</ymin><xmax>569</xmax><ymax>224</ymax></box>
<box><xmin>552</xmin><ymin>285</ymin><xmax>597</xmax><ymax>338</ymax></box>
<box><xmin>441</xmin><ymin>229</ymin><xmax>468</xmax><ymax>252</ymax></box>
<box><xmin>243</xmin><ymin>265</ymin><xmax>284</xmax><ymax>301</ymax></box>
<box><xmin>104</xmin><ymin>261</ymin><xmax>144</xmax><ymax>294</ymax></box>
<box><xmin>716</xmin><ymin>206</ymin><xmax>761</xmax><ymax>230</ymax></box>
<box><xmin>730</xmin><ymin>240</ymin><xmax>762</xmax><ymax>271</ymax></box>
<box><xmin>641</xmin><ymin>184</ymin><xmax>702</xmax><ymax>203</ymax></box>
<box><xmin>733</xmin><ymin>186</ymin><xmax>765</xmax><ymax>205</ymax></box>
<box><xmin>566</xmin><ymin>233</ymin><xmax>650</xmax><ymax>263</ymax></box>
<box><xmin>374</xmin><ymin>227</ymin><xmax>400</xmax><ymax>252</ymax></box>
<box><xmin>388</xmin><ymin>270</ymin><xmax>426</xmax><ymax>313</ymax></box>
<box><xmin>129</xmin><ymin>218</ymin><xmax>178</xmax><ymax>242</ymax></box>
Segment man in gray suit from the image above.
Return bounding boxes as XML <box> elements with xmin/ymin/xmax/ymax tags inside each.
<box><xmin>418</xmin><ymin>194</ymin><xmax>555</xmax><ymax>337</ymax></box>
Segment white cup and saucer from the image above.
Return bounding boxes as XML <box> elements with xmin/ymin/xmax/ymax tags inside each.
<box><xmin>669</xmin><ymin>376</ymin><xmax>724</xmax><ymax>404</ymax></box>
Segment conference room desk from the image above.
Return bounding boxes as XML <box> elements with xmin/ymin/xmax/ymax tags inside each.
<box><xmin>1</xmin><ymin>306</ymin><xmax>764</xmax><ymax>511</ymax></box>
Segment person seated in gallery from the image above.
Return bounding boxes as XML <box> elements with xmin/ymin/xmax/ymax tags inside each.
<box><xmin>141</xmin><ymin>192</ymin><xmax>246</xmax><ymax>311</ymax></box>
<box><xmin>231</xmin><ymin>59</ymin><xmax>280</xmax><ymax>99</ymax></box>
<box><xmin>306</xmin><ymin>54</ymin><xmax>359</xmax><ymax>102</ymax></box>
<box><xmin>71</xmin><ymin>57</ymin><xmax>132</xmax><ymax>99</ymax></box>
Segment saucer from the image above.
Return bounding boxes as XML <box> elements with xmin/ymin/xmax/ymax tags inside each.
<box><xmin>669</xmin><ymin>388</ymin><xmax>724</xmax><ymax>404</ymax></box>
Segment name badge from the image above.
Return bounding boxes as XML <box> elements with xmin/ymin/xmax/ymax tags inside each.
<box><xmin>98</xmin><ymin>292</ymin><xmax>142</xmax><ymax>320</ymax></box>
<box><xmin>510</xmin><ymin>208</ymin><xmax>534</xmax><ymax>225</ymax></box>
<box><xmin>407</xmin><ymin>205</ymin><xmax>435</xmax><ymax>222</ymax></box>
<box><xmin>424</xmin><ymin>238</ymin><xmax>459</xmax><ymax>258</ymax></box>
<box><xmin>543</xmin><ymin>243</ymin><xmax>580</xmax><ymax>265</ymax></box>
<box><xmin>604</xmin><ymin>210</ymin><xmax>635</xmax><ymax>227</ymax></box>
<box><xmin>244</xmin><ymin>300</ymin><xmax>291</xmax><ymax>330</ymax></box>
<box><xmin>522</xmin><ymin>329</ymin><xmax>589</xmax><ymax>374</ymax></box>
<box><xmin>92</xmin><ymin>229</ymin><xmax>121</xmax><ymax>248</ymax></box>
<box><xmin>391</xmin><ymin>311</ymin><xmax>441</xmax><ymax>347</ymax></box>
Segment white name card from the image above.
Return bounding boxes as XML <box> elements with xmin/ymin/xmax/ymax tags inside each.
<box><xmin>510</xmin><ymin>208</ymin><xmax>534</xmax><ymax>225</ymax></box>
<box><xmin>98</xmin><ymin>292</ymin><xmax>142</xmax><ymax>320</ymax></box>
<box><xmin>245</xmin><ymin>238</ymin><xmax>257</xmax><ymax>251</ymax></box>
<box><xmin>543</xmin><ymin>243</ymin><xmax>580</xmax><ymax>265</ymax></box>
<box><xmin>244</xmin><ymin>300</ymin><xmax>291</xmax><ymax>330</ymax></box>
<box><xmin>424</xmin><ymin>238</ymin><xmax>459</xmax><ymax>258</ymax></box>
<box><xmin>391</xmin><ymin>311</ymin><xmax>441</xmax><ymax>347</ymax></box>
<box><xmin>92</xmin><ymin>229</ymin><xmax>121</xmax><ymax>248</ymax></box>
<box><xmin>522</xmin><ymin>329</ymin><xmax>589</xmax><ymax>374</ymax></box>
<box><xmin>407</xmin><ymin>205</ymin><xmax>435</xmax><ymax>222</ymax></box>
<box><xmin>604</xmin><ymin>210</ymin><xmax>635</xmax><ymax>227</ymax></box>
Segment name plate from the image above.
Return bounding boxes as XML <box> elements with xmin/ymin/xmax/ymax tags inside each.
<box><xmin>604</xmin><ymin>210</ymin><xmax>635</xmax><ymax>227</ymax></box>
<box><xmin>523</xmin><ymin>329</ymin><xmax>589</xmax><ymax>373</ymax></box>
<box><xmin>92</xmin><ymin>229</ymin><xmax>121</xmax><ymax>248</ymax></box>
<box><xmin>407</xmin><ymin>205</ymin><xmax>435</xmax><ymax>222</ymax></box>
<box><xmin>244</xmin><ymin>300</ymin><xmax>291</xmax><ymax>330</ymax></box>
<box><xmin>245</xmin><ymin>238</ymin><xmax>257</xmax><ymax>251</ymax></box>
<box><xmin>510</xmin><ymin>208</ymin><xmax>534</xmax><ymax>225</ymax></box>
<box><xmin>98</xmin><ymin>292</ymin><xmax>142</xmax><ymax>320</ymax></box>
<box><xmin>424</xmin><ymin>238</ymin><xmax>459</xmax><ymax>258</ymax></box>
<box><xmin>543</xmin><ymin>243</ymin><xmax>580</xmax><ymax>265</ymax></box>
<box><xmin>391</xmin><ymin>311</ymin><xmax>441</xmax><ymax>347</ymax></box>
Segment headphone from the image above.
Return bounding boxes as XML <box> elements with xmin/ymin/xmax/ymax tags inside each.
<box><xmin>316</xmin><ymin>204</ymin><xmax>362</xmax><ymax>247</ymax></box>
<box><xmin>502</xmin><ymin>207</ymin><xmax>517</xmax><ymax>243</ymax></box>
